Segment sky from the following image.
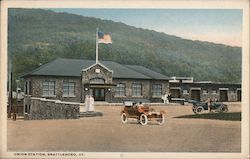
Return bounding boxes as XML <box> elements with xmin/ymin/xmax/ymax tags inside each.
<box><xmin>51</xmin><ymin>9</ymin><xmax>242</xmax><ymax>47</ymax></box>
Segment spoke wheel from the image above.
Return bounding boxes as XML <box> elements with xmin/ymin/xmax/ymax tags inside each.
<box><xmin>121</xmin><ymin>113</ymin><xmax>128</xmax><ymax>124</ymax></box>
<box><xmin>140</xmin><ymin>114</ymin><xmax>148</xmax><ymax>126</ymax></box>
<box><xmin>157</xmin><ymin>115</ymin><xmax>165</xmax><ymax>125</ymax></box>
<box><xmin>196</xmin><ymin>107</ymin><xmax>204</xmax><ymax>114</ymax></box>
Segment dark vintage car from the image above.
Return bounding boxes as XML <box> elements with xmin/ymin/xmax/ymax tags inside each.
<box><xmin>120</xmin><ymin>101</ymin><xmax>165</xmax><ymax>125</ymax></box>
<box><xmin>191</xmin><ymin>100</ymin><xmax>228</xmax><ymax>114</ymax></box>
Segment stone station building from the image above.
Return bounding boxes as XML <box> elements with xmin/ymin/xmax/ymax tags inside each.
<box><xmin>22</xmin><ymin>58</ymin><xmax>241</xmax><ymax>104</ymax></box>
<box><xmin>22</xmin><ymin>58</ymin><xmax>170</xmax><ymax>104</ymax></box>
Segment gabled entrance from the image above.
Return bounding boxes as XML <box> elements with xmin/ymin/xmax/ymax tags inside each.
<box><xmin>82</xmin><ymin>62</ymin><xmax>115</xmax><ymax>103</ymax></box>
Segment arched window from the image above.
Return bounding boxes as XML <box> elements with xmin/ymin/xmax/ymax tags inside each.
<box><xmin>90</xmin><ymin>78</ymin><xmax>105</xmax><ymax>84</ymax></box>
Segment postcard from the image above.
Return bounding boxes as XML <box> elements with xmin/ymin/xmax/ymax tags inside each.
<box><xmin>0</xmin><ymin>0</ymin><xmax>249</xmax><ymax>158</ymax></box>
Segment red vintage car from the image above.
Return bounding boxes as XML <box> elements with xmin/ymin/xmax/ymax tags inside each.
<box><xmin>120</xmin><ymin>101</ymin><xmax>165</xmax><ymax>125</ymax></box>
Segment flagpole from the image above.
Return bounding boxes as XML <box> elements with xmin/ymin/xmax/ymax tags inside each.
<box><xmin>8</xmin><ymin>59</ymin><xmax>12</xmax><ymax>118</ymax></box>
<box><xmin>96</xmin><ymin>28</ymin><xmax>99</xmax><ymax>64</ymax></box>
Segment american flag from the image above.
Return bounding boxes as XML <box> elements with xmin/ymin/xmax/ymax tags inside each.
<box><xmin>98</xmin><ymin>31</ymin><xmax>112</xmax><ymax>44</ymax></box>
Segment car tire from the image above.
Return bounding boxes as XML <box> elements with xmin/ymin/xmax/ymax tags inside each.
<box><xmin>140</xmin><ymin>114</ymin><xmax>148</xmax><ymax>125</ymax></box>
<box><xmin>121</xmin><ymin>113</ymin><xmax>128</xmax><ymax>124</ymax></box>
<box><xmin>157</xmin><ymin>115</ymin><xmax>165</xmax><ymax>125</ymax></box>
<box><xmin>196</xmin><ymin>106</ymin><xmax>204</xmax><ymax>114</ymax></box>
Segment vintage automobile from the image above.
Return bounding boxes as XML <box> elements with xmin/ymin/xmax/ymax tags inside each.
<box><xmin>191</xmin><ymin>101</ymin><xmax>228</xmax><ymax>114</ymax></box>
<box><xmin>120</xmin><ymin>101</ymin><xmax>165</xmax><ymax>125</ymax></box>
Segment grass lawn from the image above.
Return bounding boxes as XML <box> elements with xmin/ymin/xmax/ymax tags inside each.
<box><xmin>175</xmin><ymin>112</ymin><xmax>241</xmax><ymax>121</ymax></box>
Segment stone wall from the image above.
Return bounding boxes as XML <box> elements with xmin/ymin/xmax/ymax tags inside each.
<box><xmin>24</xmin><ymin>75</ymin><xmax>169</xmax><ymax>103</ymax></box>
<box><xmin>170</xmin><ymin>82</ymin><xmax>241</xmax><ymax>102</ymax></box>
<box><xmin>24</xmin><ymin>96</ymin><xmax>80</xmax><ymax>120</ymax></box>
<box><xmin>23</xmin><ymin>74</ymin><xmax>240</xmax><ymax>103</ymax></box>
<box><xmin>150</xmin><ymin>80</ymin><xmax>169</xmax><ymax>103</ymax></box>
<box><xmin>112</xmin><ymin>79</ymin><xmax>169</xmax><ymax>103</ymax></box>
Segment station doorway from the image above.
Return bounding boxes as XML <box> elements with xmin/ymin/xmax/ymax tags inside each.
<box><xmin>191</xmin><ymin>90</ymin><xmax>200</xmax><ymax>101</ymax></box>
<box><xmin>219</xmin><ymin>90</ymin><xmax>228</xmax><ymax>102</ymax></box>
<box><xmin>237</xmin><ymin>90</ymin><xmax>241</xmax><ymax>101</ymax></box>
<box><xmin>170</xmin><ymin>89</ymin><xmax>181</xmax><ymax>98</ymax></box>
<box><xmin>92</xmin><ymin>88</ymin><xmax>105</xmax><ymax>101</ymax></box>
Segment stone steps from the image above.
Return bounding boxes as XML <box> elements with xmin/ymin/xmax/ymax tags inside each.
<box><xmin>79</xmin><ymin>111</ymin><xmax>103</xmax><ymax>117</ymax></box>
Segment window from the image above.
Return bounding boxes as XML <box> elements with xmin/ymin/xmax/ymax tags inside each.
<box><xmin>25</xmin><ymin>81</ymin><xmax>28</xmax><ymax>95</ymax></box>
<box><xmin>203</xmin><ymin>89</ymin><xmax>208</xmax><ymax>94</ymax></box>
<box><xmin>95</xmin><ymin>69</ymin><xmax>101</xmax><ymax>73</ymax></box>
<box><xmin>115</xmin><ymin>83</ymin><xmax>126</xmax><ymax>97</ymax></box>
<box><xmin>183</xmin><ymin>90</ymin><xmax>189</xmax><ymax>94</ymax></box>
<box><xmin>132</xmin><ymin>83</ymin><xmax>142</xmax><ymax>96</ymax></box>
<box><xmin>42</xmin><ymin>80</ymin><xmax>55</xmax><ymax>96</ymax></box>
<box><xmin>25</xmin><ymin>81</ymin><xmax>32</xmax><ymax>95</ymax></box>
<box><xmin>90</xmin><ymin>78</ymin><xmax>105</xmax><ymax>84</ymax></box>
<box><xmin>152</xmin><ymin>84</ymin><xmax>162</xmax><ymax>96</ymax></box>
<box><xmin>63</xmin><ymin>81</ymin><xmax>75</xmax><ymax>97</ymax></box>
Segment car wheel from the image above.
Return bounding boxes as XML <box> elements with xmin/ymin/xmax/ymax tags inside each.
<box><xmin>121</xmin><ymin>113</ymin><xmax>128</xmax><ymax>124</ymax></box>
<box><xmin>220</xmin><ymin>106</ymin><xmax>228</xmax><ymax>113</ymax></box>
<box><xmin>157</xmin><ymin>115</ymin><xmax>165</xmax><ymax>125</ymax></box>
<box><xmin>196</xmin><ymin>106</ymin><xmax>204</xmax><ymax>114</ymax></box>
<box><xmin>140</xmin><ymin>114</ymin><xmax>148</xmax><ymax>126</ymax></box>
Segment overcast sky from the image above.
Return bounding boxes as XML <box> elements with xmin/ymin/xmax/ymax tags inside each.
<box><xmin>51</xmin><ymin>9</ymin><xmax>242</xmax><ymax>47</ymax></box>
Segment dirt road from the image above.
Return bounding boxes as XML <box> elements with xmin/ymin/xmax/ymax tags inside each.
<box><xmin>7</xmin><ymin>104</ymin><xmax>241</xmax><ymax>152</ymax></box>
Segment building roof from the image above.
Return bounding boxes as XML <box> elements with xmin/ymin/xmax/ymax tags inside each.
<box><xmin>125</xmin><ymin>65</ymin><xmax>169</xmax><ymax>80</ymax></box>
<box><xmin>22</xmin><ymin>58</ymin><xmax>169</xmax><ymax>80</ymax></box>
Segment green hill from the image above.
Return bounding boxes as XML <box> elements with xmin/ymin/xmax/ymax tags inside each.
<box><xmin>8</xmin><ymin>8</ymin><xmax>241</xmax><ymax>84</ymax></box>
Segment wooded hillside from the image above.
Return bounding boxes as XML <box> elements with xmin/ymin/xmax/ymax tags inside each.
<box><xmin>8</xmin><ymin>9</ymin><xmax>242</xmax><ymax>83</ymax></box>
